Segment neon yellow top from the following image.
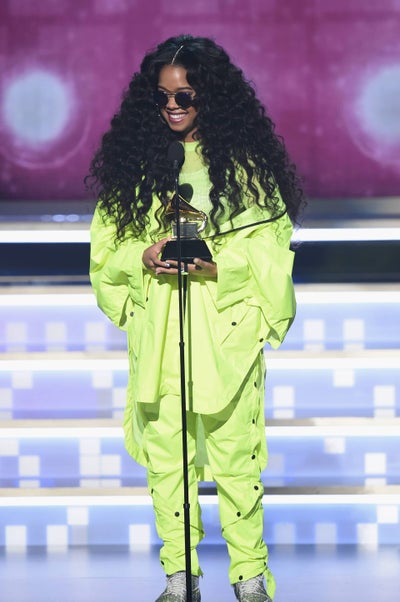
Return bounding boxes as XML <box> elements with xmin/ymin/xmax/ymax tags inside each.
<box><xmin>90</xmin><ymin>149</ymin><xmax>296</xmax><ymax>466</ymax></box>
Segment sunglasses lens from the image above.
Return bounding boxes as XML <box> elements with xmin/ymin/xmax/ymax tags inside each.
<box><xmin>154</xmin><ymin>90</ymin><xmax>168</xmax><ymax>108</ymax></box>
<box><xmin>175</xmin><ymin>92</ymin><xmax>194</xmax><ymax>109</ymax></box>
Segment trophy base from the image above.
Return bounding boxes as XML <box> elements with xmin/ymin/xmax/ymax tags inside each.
<box><xmin>161</xmin><ymin>239</ymin><xmax>212</xmax><ymax>264</ymax></box>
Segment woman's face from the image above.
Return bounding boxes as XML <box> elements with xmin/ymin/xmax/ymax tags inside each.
<box><xmin>157</xmin><ymin>65</ymin><xmax>198</xmax><ymax>142</ymax></box>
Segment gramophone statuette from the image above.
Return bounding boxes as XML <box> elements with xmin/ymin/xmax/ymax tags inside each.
<box><xmin>161</xmin><ymin>184</ymin><xmax>212</xmax><ymax>263</ymax></box>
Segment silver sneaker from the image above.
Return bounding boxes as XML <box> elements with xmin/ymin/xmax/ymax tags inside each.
<box><xmin>155</xmin><ymin>571</ymin><xmax>201</xmax><ymax>602</ymax></box>
<box><xmin>233</xmin><ymin>574</ymin><xmax>272</xmax><ymax>602</ymax></box>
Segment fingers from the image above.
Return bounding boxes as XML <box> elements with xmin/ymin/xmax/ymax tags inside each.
<box><xmin>143</xmin><ymin>254</ymin><xmax>164</xmax><ymax>271</ymax></box>
<box><xmin>156</xmin><ymin>237</ymin><xmax>170</xmax><ymax>251</ymax></box>
<box><xmin>145</xmin><ymin>251</ymin><xmax>216</xmax><ymax>277</ymax></box>
<box><xmin>155</xmin><ymin>260</ymin><xmax>187</xmax><ymax>276</ymax></box>
<box><xmin>193</xmin><ymin>258</ymin><xmax>204</xmax><ymax>271</ymax></box>
<box><xmin>155</xmin><ymin>265</ymin><xmax>178</xmax><ymax>275</ymax></box>
<box><xmin>142</xmin><ymin>238</ymin><xmax>171</xmax><ymax>272</ymax></box>
<box><xmin>193</xmin><ymin>258</ymin><xmax>217</xmax><ymax>277</ymax></box>
<box><xmin>160</xmin><ymin>258</ymin><xmax>216</xmax><ymax>276</ymax></box>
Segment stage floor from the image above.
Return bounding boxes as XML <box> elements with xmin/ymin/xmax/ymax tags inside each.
<box><xmin>0</xmin><ymin>544</ymin><xmax>399</xmax><ymax>602</ymax></box>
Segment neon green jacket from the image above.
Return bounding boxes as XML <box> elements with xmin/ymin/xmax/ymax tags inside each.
<box><xmin>90</xmin><ymin>176</ymin><xmax>296</xmax><ymax>466</ymax></box>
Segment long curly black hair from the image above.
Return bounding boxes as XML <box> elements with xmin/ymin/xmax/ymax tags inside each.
<box><xmin>86</xmin><ymin>34</ymin><xmax>305</xmax><ymax>241</ymax></box>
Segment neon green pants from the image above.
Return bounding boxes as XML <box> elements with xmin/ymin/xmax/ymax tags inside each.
<box><xmin>139</xmin><ymin>359</ymin><xmax>276</xmax><ymax>598</ymax></box>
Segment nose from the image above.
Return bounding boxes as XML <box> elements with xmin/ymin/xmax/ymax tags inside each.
<box><xmin>166</xmin><ymin>94</ymin><xmax>179</xmax><ymax>109</ymax></box>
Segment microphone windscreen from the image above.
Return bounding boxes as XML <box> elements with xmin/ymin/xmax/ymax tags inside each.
<box><xmin>167</xmin><ymin>140</ymin><xmax>185</xmax><ymax>167</ymax></box>
<box><xmin>178</xmin><ymin>183</ymin><xmax>193</xmax><ymax>202</ymax></box>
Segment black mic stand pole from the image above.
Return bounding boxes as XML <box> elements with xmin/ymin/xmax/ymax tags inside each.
<box><xmin>169</xmin><ymin>142</ymin><xmax>193</xmax><ymax>602</ymax></box>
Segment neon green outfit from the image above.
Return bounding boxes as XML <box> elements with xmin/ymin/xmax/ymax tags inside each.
<box><xmin>90</xmin><ymin>142</ymin><xmax>296</xmax><ymax>598</ymax></box>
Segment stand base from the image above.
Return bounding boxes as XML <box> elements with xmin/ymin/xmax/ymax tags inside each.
<box><xmin>161</xmin><ymin>239</ymin><xmax>212</xmax><ymax>264</ymax></box>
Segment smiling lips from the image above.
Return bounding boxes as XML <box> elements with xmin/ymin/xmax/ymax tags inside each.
<box><xmin>167</xmin><ymin>111</ymin><xmax>187</xmax><ymax>124</ymax></box>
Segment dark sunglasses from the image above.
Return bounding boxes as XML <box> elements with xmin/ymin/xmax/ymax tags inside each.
<box><xmin>154</xmin><ymin>89</ymin><xmax>197</xmax><ymax>110</ymax></box>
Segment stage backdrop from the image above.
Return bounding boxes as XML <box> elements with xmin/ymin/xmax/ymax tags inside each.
<box><xmin>0</xmin><ymin>0</ymin><xmax>399</xmax><ymax>202</ymax></box>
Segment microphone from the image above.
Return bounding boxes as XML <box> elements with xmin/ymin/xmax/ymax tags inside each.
<box><xmin>167</xmin><ymin>140</ymin><xmax>185</xmax><ymax>173</ymax></box>
<box><xmin>178</xmin><ymin>183</ymin><xmax>193</xmax><ymax>203</ymax></box>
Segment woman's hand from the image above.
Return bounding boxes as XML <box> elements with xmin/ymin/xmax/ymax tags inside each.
<box><xmin>142</xmin><ymin>238</ymin><xmax>218</xmax><ymax>278</ymax></box>
<box><xmin>142</xmin><ymin>238</ymin><xmax>171</xmax><ymax>273</ymax></box>
<box><xmin>192</xmin><ymin>258</ymin><xmax>218</xmax><ymax>278</ymax></box>
<box><xmin>143</xmin><ymin>240</ymin><xmax>217</xmax><ymax>278</ymax></box>
<box><xmin>155</xmin><ymin>257</ymin><xmax>217</xmax><ymax>278</ymax></box>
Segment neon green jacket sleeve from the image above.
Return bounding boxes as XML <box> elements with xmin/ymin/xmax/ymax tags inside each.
<box><xmin>89</xmin><ymin>207</ymin><xmax>148</xmax><ymax>330</ymax></box>
<box><xmin>209</xmin><ymin>203</ymin><xmax>295</xmax><ymax>349</ymax></box>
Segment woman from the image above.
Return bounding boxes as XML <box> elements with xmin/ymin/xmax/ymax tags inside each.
<box><xmin>88</xmin><ymin>34</ymin><xmax>304</xmax><ymax>602</ymax></box>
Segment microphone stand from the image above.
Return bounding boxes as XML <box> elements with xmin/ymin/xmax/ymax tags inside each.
<box><xmin>170</xmin><ymin>146</ymin><xmax>193</xmax><ymax>602</ymax></box>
